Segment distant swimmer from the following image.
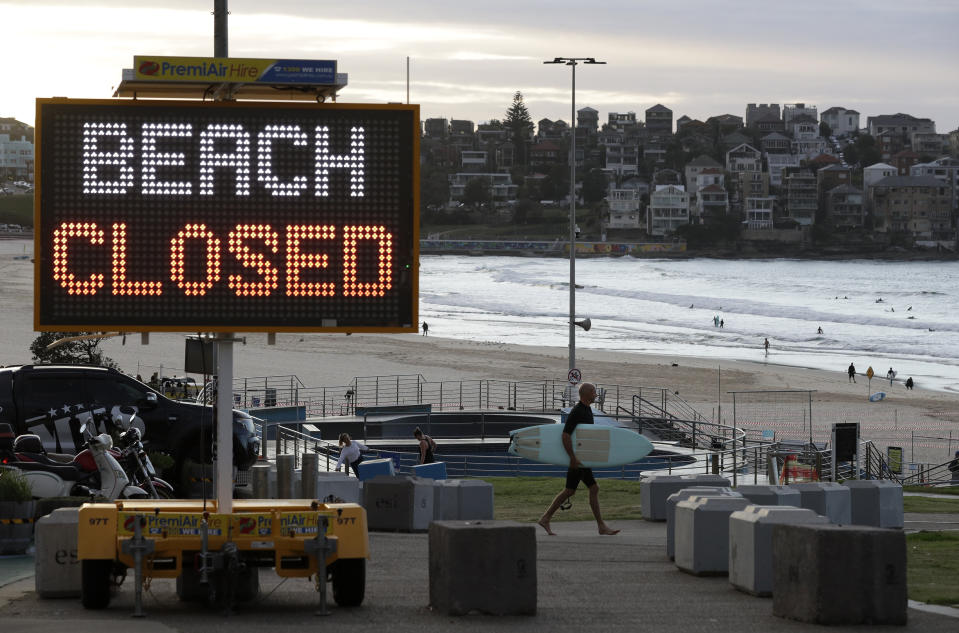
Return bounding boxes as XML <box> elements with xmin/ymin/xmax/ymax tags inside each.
<box><xmin>908</xmin><ymin>306</ymin><xmax>912</xmax><ymax>311</ymax></box>
<box><xmin>876</xmin><ymin>298</ymin><xmax>883</xmax><ymax>303</ymax></box>
<box><xmin>817</xmin><ymin>326</ymin><xmax>823</xmax><ymax>334</ymax></box>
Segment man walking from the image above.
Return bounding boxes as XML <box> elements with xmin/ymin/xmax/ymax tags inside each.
<box><xmin>538</xmin><ymin>382</ymin><xmax>620</xmax><ymax>536</ymax></box>
<box><xmin>848</xmin><ymin>362</ymin><xmax>857</xmax><ymax>383</ymax></box>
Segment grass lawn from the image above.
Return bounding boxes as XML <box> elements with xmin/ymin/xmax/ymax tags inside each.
<box><xmin>904</xmin><ymin>485</ymin><xmax>959</xmax><ymax>496</ymax></box>
<box><xmin>903</xmin><ymin>496</ymin><xmax>959</xmax><ymax>513</ymax></box>
<box><xmin>907</xmin><ymin>531</ymin><xmax>959</xmax><ymax>606</ymax></box>
<box><xmin>487</xmin><ymin>476</ymin><xmax>959</xmax><ymax>606</ymax></box>
<box><xmin>490</xmin><ymin>477</ymin><xmax>642</xmax><ymax>522</ymax></box>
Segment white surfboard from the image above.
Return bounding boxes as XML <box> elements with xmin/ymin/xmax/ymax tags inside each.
<box><xmin>508</xmin><ymin>424</ymin><xmax>654</xmax><ymax>468</ymax></box>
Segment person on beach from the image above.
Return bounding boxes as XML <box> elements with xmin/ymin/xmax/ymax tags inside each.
<box><xmin>948</xmin><ymin>451</ymin><xmax>959</xmax><ymax>481</ymax></box>
<box><xmin>422</xmin><ymin>321</ymin><xmax>429</xmax><ymax>336</ymax></box>
<box><xmin>720</xmin><ymin>319</ymin><xmax>724</xmax><ymax>328</ymax></box>
<box><xmin>763</xmin><ymin>338</ymin><xmax>770</xmax><ymax>354</ymax></box>
<box><xmin>848</xmin><ymin>362</ymin><xmax>857</xmax><ymax>383</ymax></box>
<box><xmin>413</xmin><ymin>427</ymin><xmax>437</xmax><ymax>464</ymax></box>
<box><xmin>905</xmin><ymin>377</ymin><xmax>914</xmax><ymax>390</ymax></box>
<box><xmin>335</xmin><ymin>433</ymin><xmax>368</xmax><ymax>477</ymax></box>
<box><xmin>538</xmin><ymin>382</ymin><xmax>620</xmax><ymax>537</ymax></box>
<box><xmin>887</xmin><ymin>367</ymin><xmax>896</xmax><ymax>385</ymax></box>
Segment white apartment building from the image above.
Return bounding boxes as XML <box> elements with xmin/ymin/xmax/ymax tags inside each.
<box><xmin>606</xmin><ymin>187</ymin><xmax>643</xmax><ymax>229</ymax></box>
<box><xmin>766</xmin><ymin>153</ymin><xmax>801</xmax><ymax>187</ymax></box>
<box><xmin>647</xmin><ymin>184</ymin><xmax>689</xmax><ymax>236</ymax></box>
<box><xmin>0</xmin><ymin>134</ymin><xmax>33</xmax><ymax>180</ymax></box>
<box><xmin>448</xmin><ymin>172</ymin><xmax>518</xmax><ymax>203</ymax></box>
<box><xmin>820</xmin><ymin>107</ymin><xmax>860</xmax><ymax>137</ymax></box>
<box><xmin>461</xmin><ymin>150</ymin><xmax>487</xmax><ymax>171</ymax></box>
<box><xmin>744</xmin><ymin>196</ymin><xmax>775</xmax><ymax>229</ymax></box>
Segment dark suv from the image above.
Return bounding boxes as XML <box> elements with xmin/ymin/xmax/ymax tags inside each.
<box><xmin>0</xmin><ymin>365</ymin><xmax>259</xmax><ymax>493</ymax></box>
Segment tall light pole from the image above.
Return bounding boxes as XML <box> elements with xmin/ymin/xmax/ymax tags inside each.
<box><xmin>544</xmin><ymin>57</ymin><xmax>605</xmax><ymax>371</ymax></box>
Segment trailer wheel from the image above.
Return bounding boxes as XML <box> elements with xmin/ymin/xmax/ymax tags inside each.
<box><xmin>81</xmin><ymin>559</ymin><xmax>113</xmax><ymax>609</ymax></box>
<box><xmin>331</xmin><ymin>558</ymin><xmax>366</xmax><ymax>607</ymax></box>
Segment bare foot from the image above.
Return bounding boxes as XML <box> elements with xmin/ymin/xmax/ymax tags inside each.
<box><xmin>537</xmin><ymin>517</ymin><xmax>556</xmax><ymax>536</ymax></box>
<box><xmin>598</xmin><ymin>525</ymin><xmax>620</xmax><ymax>535</ymax></box>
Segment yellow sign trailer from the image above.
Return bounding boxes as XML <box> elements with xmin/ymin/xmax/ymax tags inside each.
<box><xmin>78</xmin><ymin>499</ymin><xmax>369</xmax><ymax>615</ymax></box>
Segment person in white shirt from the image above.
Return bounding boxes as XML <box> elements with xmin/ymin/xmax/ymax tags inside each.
<box><xmin>336</xmin><ymin>433</ymin><xmax>368</xmax><ymax>477</ymax></box>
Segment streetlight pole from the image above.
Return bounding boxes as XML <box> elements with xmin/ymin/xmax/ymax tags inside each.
<box><xmin>544</xmin><ymin>57</ymin><xmax>605</xmax><ymax>371</ymax></box>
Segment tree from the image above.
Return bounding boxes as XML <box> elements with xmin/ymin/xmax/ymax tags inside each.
<box><xmin>504</xmin><ymin>91</ymin><xmax>534</xmax><ymax>168</ymax></box>
<box><xmin>819</xmin><ymin>121</ymin><xmax>833</xmax><ymax>139</ymax></box>
<box><xmin>581</xmin><ymin>169</ymin><xmax>608</xmax><ymax>204</ymax></box>
<box><xmin>420</xmin><ymin>164</ymin><xmax>450</xmax><ymax>211</ymax></box>
<box><xmin>463</xmin><ymin>177</ymin><xmax>492</xmax><ymax>208</ymax></box>
<box><xmin>30</xmin><ymin>331</ymin><xmax>118</xmax><ymax>367</ymax></box>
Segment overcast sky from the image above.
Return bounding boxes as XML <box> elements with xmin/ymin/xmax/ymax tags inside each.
<box><xmin>3</xmin><ymin>0</ymin><xmax>958</xmax><ymax>132</ymax></box>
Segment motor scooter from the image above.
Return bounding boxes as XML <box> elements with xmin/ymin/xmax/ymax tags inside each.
<box><xmin>0</xmin><ymin>409</ymin><xmax>150</xmax><ymax>499</ymax></box>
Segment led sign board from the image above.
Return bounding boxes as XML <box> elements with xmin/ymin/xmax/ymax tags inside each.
<box><xmin>35</xmin><ymin>99</ymin><xmax>419</xmax><ymax>333</ymax></box>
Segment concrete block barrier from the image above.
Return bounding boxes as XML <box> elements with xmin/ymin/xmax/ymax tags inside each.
<box><xmin>455</xmin><ymin>479</ymin><xmax>495</xmax><ymax>520</ymax></box>
<box><xmin>772</xmin><ymin>523</ymin><xmax>907</xmax><ymax>625</ymax></box>
<box><xmin>313</xmin><ymin>474</ymin><xmax>361</xmax><ymax>504</ymax></box>
<box><xmin>641</xmin><ymin>474</ymin><xmax>731</xmax><ymax>521</ymax></box>
<box><xmin>734</xmin><ymin>484</ymin><xmax>801</xmax><ymax>507</ymax></box>
<box><xmin>429</xmin><ymin>520</ymin><xmax>536</xmax><ymax>615</ymax></box>
<box><xmin>674</xmin><ymin>496</ymin><xmax>752</xmax><ymax>575</ymax></box>
<box><xmin>843</xmin><ymin>480</ymin><xmax>903</xmax><ymax>528</ymax></box>
<box><xmin>34</xmin><ymin>507</ymin><xmax>81</xmax><ymax>598</ymax></box>
<box><xmin>789</xmin><ymin>482</ymin><xmax>851</xmax><ymax>524</ymax></box>
<box><xmin>432</xmin><ymin>480</ymin><xmax>459</xmax><ymax>521</ymax></box>
<box><xmin>665</xmin><ymin>487</ymin><xmax>739</xmax><ymax>560</ymax></box>
<box><xmin>363</xmin><ymin>475</ymin><xmax>434</xmax><ymax>532</ymax></box>
<box><xmin>728</xmin><ymin>506</ymin><xmax>828</xmax><ymax>596</ymax></box>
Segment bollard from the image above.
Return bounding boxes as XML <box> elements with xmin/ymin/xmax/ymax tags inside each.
<box><xmin>35</xmin><ymin>507</ymin><xmax>81</xmax><ymax>598</ymax></box>
<box><xmin>711</xmin><ymin>453</ymin><xmax>719</xmax><ymax>474</ymax></box>
<box><xmin>277</xmin><ymin>454</ymin><xmax>295</xmax><ymax>499</ymax></box>
<box><xmin>302</xmin><ymin>453</ymin><xmax>319</xmax><ymax>500</ymax></box>
<box><xmin>772</xmin><ymin>523</ymin><xmax>907</xmax><ymax>624</ymax></box>
<box><xmin>252</xmin><ymin>463</ymin><xmax>272</xmax><ymax>499</ymax></box>
<box><xmin>429</xmin><ymin>520</ymin><xmax>536</xmax><ymax>615</ymax></box>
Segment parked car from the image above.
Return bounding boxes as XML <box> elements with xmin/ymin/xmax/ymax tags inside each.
<box><xmin>0</xmin><ymin>365</ymin><xmax>259</xmax><ymax>494</ymax></box>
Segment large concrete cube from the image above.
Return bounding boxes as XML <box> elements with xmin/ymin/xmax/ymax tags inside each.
<box><xmin>363</xmin><ymin>475</ymin><xmax>434</xmax><ymax>532</ymax></box>
<box><xmin>674</xmin><ymin>496</ymin><xmax>752</xmax><ymax>575</ymax></box>
<box><xmin>790</xmin><ymin>482</ymin><xmax>851</xmax><ymax>524</ymax></box>
<box><xmin>433</xmin><ymin>480</ymin><xmax>459</xmax><ymax>520</ymax></box>
<box><xmin>734</xmin><ymin>484</ymin><xmax>800</xmax><ymax>507</ymax></box>
<box><xmin>772</xmin><ymin>523</ymin><xmax>907</xmax><ymax>625</ymax></box>
<box><xmin>455</xmin><ymin>479</ymin><xmax>495</xmax><ymax>520</ymax></box>
<box><xmin>728</xmin><ymin>506</ymin><xmax>828</xmax><ymax>596</ymax></box>
<box><xmin>641</xmin><ymin>474</ymin><xmax>731</xmax><ymax>521</ymax></box>
<box><xmin>665</xmin><ymin>487</ymin><xmax>739</xmax><ymax>560</ymax></box>
<box><xmin>843</xmin><ymin>480</ymin><xmax>903</xmax><ymax>528</ymax></box>
<box><xmin>429</xmin><ymin>520</ymin><xmax>536</xmax><ymax>615</ymax></box>
<box><xmin>313</xmin><ymin>473</ymin><xmax>361</xmax><ymax>504</ymax></box>
<box><xmin>34</xmin><ymin>507</ymin><xmax>81</xmax><ymax>598</ymax></box>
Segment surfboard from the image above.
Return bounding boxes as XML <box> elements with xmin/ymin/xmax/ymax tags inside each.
<box><xmin>508</xmin><ymin>424</ymin><xmax>654</xmax><ymax>468</ymax></box>
<box><xmin>869</xmin><ymin>392</ymin><xmax>887</xmax><ymax>402</ymax></box>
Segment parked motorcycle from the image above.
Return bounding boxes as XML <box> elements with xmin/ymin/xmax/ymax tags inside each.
<box><xmin>0</xmin><ymin>407</ymin><xmax>168</xmax><ymax>499</ymax></box>
<box><xmin>111</xmin><ymin>405</ymin><xmax>176</xmax><ymax>498</ymax></box>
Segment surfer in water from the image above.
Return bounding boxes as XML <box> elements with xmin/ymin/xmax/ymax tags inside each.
<box><xmin>538</xmin><ymin>382</ymin><xmax>620</xmax><ymax>536</ymax></box>
<box><xmin>763</xmin><ymin>338</ymin><xmax>770</xmax><ymax>354</ymax></box>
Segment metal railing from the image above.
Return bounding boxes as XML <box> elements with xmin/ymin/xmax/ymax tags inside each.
<box><xmin>215</xmin><ymin>374</ymin><xmax>715</xmax><ymax>421</ymax></box>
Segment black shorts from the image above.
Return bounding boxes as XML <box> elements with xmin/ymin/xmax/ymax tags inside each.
<box><xmin>565</xmin><ymin>467</ymin><xmax>596</xmax><ymax>490</ymax></box>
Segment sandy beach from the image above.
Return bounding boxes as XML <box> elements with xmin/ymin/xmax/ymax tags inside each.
<box><xmin>3</xmin><ymin>237</ymin><xmax>958</xmax><ymax>464</ymax></box>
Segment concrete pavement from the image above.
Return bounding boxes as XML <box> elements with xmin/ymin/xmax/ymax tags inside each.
<box><xmin>1</xmin><ymin>518</ymin><xmax>957</xmax><ymax>633</ymax></box>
